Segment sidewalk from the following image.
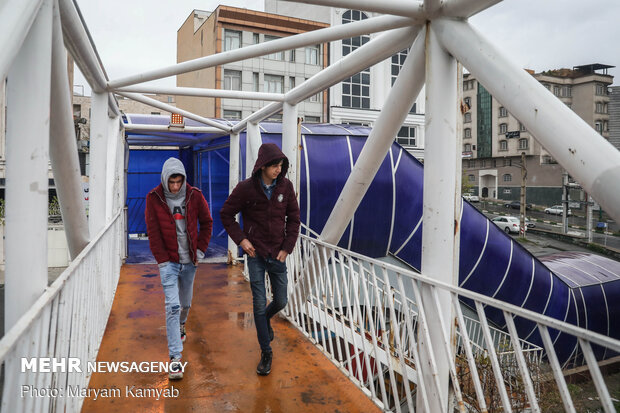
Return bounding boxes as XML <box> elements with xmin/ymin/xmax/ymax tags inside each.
<box><xmin>82</xmin><ymin>263</ymin><xmax>380</xmax><ymax>412</ymax></box>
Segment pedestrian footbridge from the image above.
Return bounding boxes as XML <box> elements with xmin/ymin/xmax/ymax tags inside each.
<box><xmin>2</xmin><ymin>0</ymin><xmax>620</xmax><ymax>411</ymax></box>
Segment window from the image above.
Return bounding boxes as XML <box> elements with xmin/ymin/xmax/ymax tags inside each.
<box><xmin>499</xmin><ymin>123</ymin><xmax>507</xmax><ymax>134</ymax></box>
<box><xmin>503</xmin><ymin>158</ymin><xmax>511</xmax><ymax>166</ymax></box>
<box><xmin>464</xmin><ymin>143</ymin><xmax>472</xmax><ymax>152</ymax></box>
<box><xmin>289</xmin><ymin>76</ymin><xmax>296</xmax><ymax>90</ymax></box>
<box><xmin>289</xmin><ymin>49</ymin><xmax>295</xmax><ymax>62</ymax></box>
<box><xmin>604</xmin><ymin>120</ymin><xmax>609</xmax><ymax>132</ymax></box>
<box><xmin>596</xmin><ymin>83</ymin><xmax>606</xmax><ymax>95</ymax></box>
<box><xmin>224</xmin><ymin>30</ymin><xmax>241</xmax><ymax>51</ymax></box>
<box><xmin>342</xmin><ymin>10</ymin><xmax>370</xmax><ymax>109</ymax></box>
<box><xmin>253</xmin><ymin>72</ymin><xmax>259</xmax><ymax>92</ymax></box>
<box><xmin>264</xmin><ymin>74</ymin><xmax>284</xmax><ymax>93</ymax></box>
<box><xmin>463</xmin><ymin>80</ymin><xmax>475</xmax><ymax>91</ymax></box>
<box><xmin>167</xmin><ymin>96</ymin><xmax>174</xmax><ymax>103</ymax></box>
<box><xmin>499</xmin><ymin>140</ymin><xmax>508</xmax><ymax>151</ymax></box>
<box><xmin>518</xmin><ymin>138</ymin><xmax>529</xmax><ymax>149</ymax></box>
<box><xmin>73</xmin><ymin>104</ymin><xmax>81</xmax><ymax>118</ymax></box>
<box><xmin>499</xmin><ymin>106</ymin><xmax>507</xmax><ymax>117</ymax></box>
<box><xmin>561</xmin><ymin>86</ymin><xmax>572</xmax><ymax>97</ymax></box>
<box><xmin>470</xmin><ymin>160</ymin><xmax>476</xmax><ymax>168</ymax></box>
<box><xmin>305</xmin><ymin>116</ymin><xmax>320</xmax><ymax>123</ymax></box>
<box><xmin>464</xmin><ymin>128</ymin><xmax>471</xmax><ymax>139</ymax></box>
<box><xmin>267</xmin><ymin>113</ymin><xmax>282</xmax><ymax>122</ymax></box>
<box><xmin>553</xmin><ymin>86</ymin><xmax>560</xmax><ymax>96</ymax></box>
<box><xmin>595</xmin><ymin>121</ymin><xmax>602</xmax><ymax>133</ymax></box>
<box><xmin>391</xmin><ymin>49</ymin><xmax>416</xmax><ymax>113</ymax></box>
<box><xmin>464</xmin><ymin>97</ymin><xmax>471</xmax><ymax>109</ymax></box>
<box><xmin>481</xmin><ymin>159</ymin><xmax>487</xmax><ymax>167</ymax></box>
<box><xmin>223</xmin><ymin>70</ymin><xmax>241</xmax><ymax>91</ymax></box>
<box><xmin>519</xmin><ymin>122</ymin><xmax>526</xmax><ymax>132</ymax></box>
<box><xmin>223</xmin><ymin>110</ymin><xmax>241</xmax><ymax>120</ymax></box>
<box><xmin>305</xmin><ymin>45</ymin><xmax>320</xmax><ymax>65</ymax></box>
<box><xmin>396</xmin><ymin>126</ymin><xmax>416</xmax><ymax>146</ymax></box>
<box><xmin>503</xmin><ymin>174</ymin><xmax>512</xmax><ymax>182</ymax></box>
<box><xmin>464</xmin><ymin>113</ymin><xmax>471</xmax><ymax>123</ymax></box>
<box><xmin>468</xmin><ymin>174</ymin><xmax>475</xmax><ymax>182</ymax></box>
<box><xmin>596</xmin><ymin>102</ymin><xmax>607</xmax><ymax>113</ymax></box>
<box><xmin>252</xmin><ymin>33</ymin><xmax>259</xmax><ymax>44</ymax></box>
<box><xmin>264</xmin><ymin>35</ymin><xmax>284</xmax><ymax>60</ymax></box>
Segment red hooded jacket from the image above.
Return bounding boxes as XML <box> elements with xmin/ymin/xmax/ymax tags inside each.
<box><xmin>220</xmin><ymin>143</ymin><xmax>300</xmax><ymax>258</ymax></box>
<box><xmin>145</xmin><ymin>183</ymin><xmax>213</xmax><ymax>264</ymax></box>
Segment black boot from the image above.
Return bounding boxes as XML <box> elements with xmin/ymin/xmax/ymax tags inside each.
<box><xmin>256</xmin><ymin>351</ymin><xmax>272</xmax><ymax>376</ymax></box>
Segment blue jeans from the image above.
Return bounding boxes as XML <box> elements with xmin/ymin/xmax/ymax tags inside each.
<box><xmin>247</xmin><ymin>255</ymin><xmax>289</xmax><ymax>352</ymax></box>
<box><xmin>159</xmin><ymin>262</ymin><xmax>197</xmax><ymax>359</ymax></box>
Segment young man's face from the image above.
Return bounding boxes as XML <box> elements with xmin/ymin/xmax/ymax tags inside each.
<box><xmin>261</xmin><ymin>160</ymin><xmax>283</xmax><ymax>182</ymax></box>
<box><xmin>168</xmin><ymin>176</ymin><xmax>184</xmax><ymax>194</ymax></box>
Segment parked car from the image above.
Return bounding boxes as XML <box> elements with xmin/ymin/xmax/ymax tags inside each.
<box><xmin>544</xmin><ymin>205</ymin><xmax>572</xmax><ymax>216</ymax></box>
<box><xmin>492</xmin><ymin>216</ymin><xmax>522</xmax><ymax>234</ymax></box>
<box><xmin>504</xmin><ymin>201</ymin><xmax>531</xmax><ymax>210</ymax></box>
<box><xmin>463</xmin><ymin>193</ymin><xmax>480</xmax><ymax>202</ymax></box>
<box><xmin>525</xmin><ymin>218</ymin><xmax>535</xmax><ymax>228</ymax></box>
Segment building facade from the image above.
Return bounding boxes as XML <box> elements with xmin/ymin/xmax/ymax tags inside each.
<box><xmin>462</xmin><ymin>64</ymin><xmax>614</xmax><ymax>206</ymax></box>
<box><xmin>265</xmin><ymin>1</ymin><xmax>426</xmax><ymax>158</ymax></box>
<box><xmin>176</xmin><ymin>6</ymin><xmax>328</xmax><ymax>123</ymax></box>
<box><xmin>609</xmin><ymin>86</ymin><xmax>620</xmax><ymax>151</ymax></box>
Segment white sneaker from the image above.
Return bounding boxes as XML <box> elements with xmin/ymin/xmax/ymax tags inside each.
<box><xmin>169</xmin><ymin>357</ymin><xmax>183</xmax><ymax>380</ymax></box>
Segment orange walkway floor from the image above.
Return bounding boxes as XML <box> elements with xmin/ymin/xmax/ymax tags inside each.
<box><xmin>82</xmin><ymin>263</ymin><xmax>379</xmax><ymax>412</ymax></box>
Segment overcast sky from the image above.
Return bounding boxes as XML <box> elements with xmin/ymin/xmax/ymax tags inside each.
<box><xmin>74</xmin><ymin>0</ymin><xmax>620</xmax><ymax>95</ymax></box>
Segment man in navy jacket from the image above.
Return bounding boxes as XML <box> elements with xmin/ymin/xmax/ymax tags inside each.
<box><xmin>220</xmin><ymin>143</ymin><xmax>300</xmax><ymax>376</ymax></box>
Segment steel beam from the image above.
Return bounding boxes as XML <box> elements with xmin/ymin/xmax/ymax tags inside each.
<box><xmin>434</xmin><ymin>18</ymin><xmax>620</xmax><ymax>225</ymax></box>
<box><xmin>321</xmin><ymin>26</ymin><xmax>424</xmax><ymax>243</ymax></box>
<box><xmin>49</xmin><ymin>0</ymin><xmax>90</xmax><ymax>258</ymax></box>
<box><xmin>115</xmin><ymin>85</ymin><xmax>285</xmax><ymax>102</ymax></box>
<box><xmin>5</xmin><ymin>0</ymin><xmax>52</xmax><ymax>330</ymax></box>
<box><xmin>109</xmin><ymin>15</ymin><xmax>416</xmax><ymax>89</ymax></box>
<box><xmin>417</xmin><ymin>23</ymin><xmax>459</xmax><ymax>411</ymax></box>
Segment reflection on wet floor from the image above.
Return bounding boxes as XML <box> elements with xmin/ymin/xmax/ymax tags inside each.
<box><xmin>82</xmin><ymin>263</ymin><xmax>379</xmax><ymax>412</ymax></box>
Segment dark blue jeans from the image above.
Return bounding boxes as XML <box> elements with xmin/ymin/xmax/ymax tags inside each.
<box><xmin>247</xmin><ymin>255</ymin><xmax>289</xmax><ymax>352</ymax></box>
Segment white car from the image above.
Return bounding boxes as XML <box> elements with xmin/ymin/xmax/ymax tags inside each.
<box><xmin>492</xmin><ymin>216</ymin><xmax>522</xmax><ymax>234</ymax></box>
<box><xmin>464</xmin><ymin>194</ymin><xmax>480</xmax><ymax>202</ymax></box>
<box><xmin>544</xmin><ymin>205</ymin><xmax>572</xmax><ymax>216</ymax></box>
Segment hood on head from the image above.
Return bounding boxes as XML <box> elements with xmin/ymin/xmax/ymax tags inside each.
<box><xmin>161</xmin><ymin>157</ymin><xmax>187</xmax><ymax>199</ymax></box>
<box><xmin>252</xmin><ymin>143</ymin><xmax>289</xmax><ymax>178</ymax></box>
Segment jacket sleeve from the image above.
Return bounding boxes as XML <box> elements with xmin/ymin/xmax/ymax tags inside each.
<box><xmin>145</xmin><ymin>193</ymin><xmax>170</xmax><ymax>263</ymax></box>
<box><xmin>196</xmin><ymin>191</ymin><xmax>213</xmax><ymax>253</ymax></box>
<box><xmin>219</xmin><ymin>182</ymin><xmax>247</xmax><ymax>246</ymax></box>
<box><xmin>281</xmin><ymin>180</ymin><xmax>301</xmax><ymax>254</ymax></box>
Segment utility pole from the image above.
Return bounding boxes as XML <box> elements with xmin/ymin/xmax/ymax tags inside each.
<box><xmin>586</xmin><ymin>193</ymin><xmax>593</xmax><ymax>243</ymax></box>
<box><xmin>520</xmin><ymin>152</ymin><xmax>527</xmax><ymax>238</ymax></box>
<box><xmin>562</xmin><ymin>171</ymin><xmax>569</xmax><ymax>234</ymax></box>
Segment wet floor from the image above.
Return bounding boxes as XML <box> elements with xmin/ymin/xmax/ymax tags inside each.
<box><xmin>82</xmin><ymin>263</ymin><xmax>379</xmax><ymax>412</ymax></box>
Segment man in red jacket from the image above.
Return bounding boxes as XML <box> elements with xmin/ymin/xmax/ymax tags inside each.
<box><xmin>145</xmin><ymin>157</ymin><xmax>212</xmax><ymax>380</ymax></box>
<box><xmin>220</xmin><ymin>143</ymin><xmax>300</xmax><ymax>376</ymax></box>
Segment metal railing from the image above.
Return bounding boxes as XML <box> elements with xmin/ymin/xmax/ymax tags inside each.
<box><xmin>0</xmin><ymin>210</ymin><xmax>124</xmax><ymax>412</ymax></box>
<box><xmin>283</xmin><ymin>229</ymin><xmax>620</xmax><ymax>412</ymax></box>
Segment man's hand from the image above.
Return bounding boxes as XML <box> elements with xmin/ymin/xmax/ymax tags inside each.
<box><xmin>276</xmin><ymin>250</ymin><xmax>288</xmax><ymax>262</ymax></box>
<box><xmin>240</xmin><ymin>239</ymin><xmax>256</xmax><ymax>257</ymax></box>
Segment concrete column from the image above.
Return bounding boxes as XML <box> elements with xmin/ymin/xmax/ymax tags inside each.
<box><xmin>5</xmin><ymin>0</ymin><xmax>53</xmax><ymax>329</ymax></box>
<box><xmin>418</xmin><ymin>23</ymin><xmax>459</xmax><ymax>411</ymax></box>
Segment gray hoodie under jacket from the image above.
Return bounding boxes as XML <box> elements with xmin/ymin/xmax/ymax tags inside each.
<box><xmin>161</xmin><ymin>157</ymin><xmax>191</xmax><ymax>264</ymax></box>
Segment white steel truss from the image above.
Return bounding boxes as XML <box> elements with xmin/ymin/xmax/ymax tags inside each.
<box><xmin>1</xmin><ymin>0</ymin><xmax>620</xmax><ymax>411</ymax></box>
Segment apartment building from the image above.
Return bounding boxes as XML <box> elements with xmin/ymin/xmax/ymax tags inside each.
<box><xmin>462</xmin><ymin>64</ymin><xmax>614</xmax><ymax>205</ymax></box>
<box><xmin>610</xmin><ymin>86</ymin><xmax>620</xmax><ymax>151</ymax></box>
<box><xmin>265</xmin><ymin>1</ymin><xmax>426</xmax><ymax>158</ymax></box>
<box><xmin>176</xmin><ymin>6</ymin><xmax>328</xmax><ymax>123</ymax></box>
